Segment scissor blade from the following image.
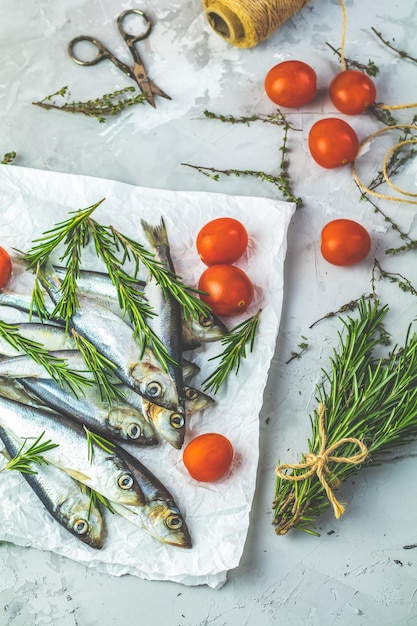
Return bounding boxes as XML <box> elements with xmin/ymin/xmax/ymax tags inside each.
<box><xmin>131</xmin><ymin>63</ymin><xmax>171</xmax><ymax>107</ymax></box>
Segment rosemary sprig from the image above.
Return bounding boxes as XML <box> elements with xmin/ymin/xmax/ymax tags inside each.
<box><xmin>84</xmin><ymin>427</ymin><xmax>115</xmax><ymax>463</ymax></box>
<box><xmin>1</xmin><ymin>431</ymin><xmax>58</xmax><ymax>474</ymax></box>
<box><xmin>1</xmin><ymin>152</ymin><xmax>16</xmax><ymax>165</ymax></box>
<box><xmin>203</xmin><ymin>309</ymin><xmax>261</xmax><ymax>394</ymax></box>
<box><xmin>108</xmin><ymin>227</ymin><xmax>210</xmax><ymax>321</ymax></box>
<box><xmin>273</xmin><ymin>298</ymin><xmax>417</xmax><ymax>535</ymax></box>
<box><xmin>32</xmin><ymin>86</ymin><xmax>148</xmax><ymax>123</ymax></box>
<box><xmin>0</xmin><ymin>320</ymin><xmax>92</xmax><ymax>395</ymax></box>
<box><xmin>87</xmin><ymin>486</ymin><xmax>115</xmax><ymax>517</ymax></box>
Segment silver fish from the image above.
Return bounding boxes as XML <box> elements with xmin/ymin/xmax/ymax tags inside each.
<box><xmin>0</xmin><ymin>350</ymin><xmax>158</xmax><ymax>445</ymax></box>
<box><xmin>20</xmin><ymin>376</ymin><xmax>158</xmax><ymax>447</ymax></box>
<box><xmin>112</xmin><ymin>446</ymin><xmax>192</xmax><ymax>548</ymax></box>
<box><xmin>0</xmin><ymin>321</ymin><xmax>75</xmax><ymax>358</ymax></box>
<box><xmin>0</xmin><ymin>428</ymin><xmax>104</xmax><ymax>549</ymax></box>
<box><xmin>39</xmin><ymin>264</ymin><xmax>179</xmax><ymax>411</ymax></box>
<box><xmin>53</xmin><ymin>265</ymin><xmax>228</xmax><ymax>348</ymax></box>
<box><xmin>0</xmin><ymin>394</ymin><xmax>145</xmax><ymax>506</ymax></box>
<box><xmin>141</xmin><ymin>219</ymin><xmax>186</xmax><ymax>447</ymax></box>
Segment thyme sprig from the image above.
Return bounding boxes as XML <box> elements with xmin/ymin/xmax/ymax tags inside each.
<box><xmin>1</xmin><ymin>431</ymin><xmax>58</xmax><ymax>475</ymax></box>
<box><xmin>183</xmin><ymin>109</ymin><xmax>303</xmax><ymax>208</ymax></box>
<box><xmin>0</xmin><ymin>320</ymin><xmax>92</xmax><ymax>395</ymax></box>
<box><xmin>32</xmin><ymin>86</ymin><xmax>148</xmax><ymax>123</ymax></box>
<box><xmin>1</xmin><ymin>152</ymin><xmax>16</xmax><ymax>165</ymax></box>
<box><xmin>203</xmin><ymin>309</ymin><xmax>261</xmax><ymax>394</ymax></box>
<box><xmin>371</xmin><ymin>28</ymin><xmax>417</xmax><ymax>65</ymax></box>
<box><xmin>273</xmin><ymin>299</ymin><xmax>417</xmax><ymax>535</ymax></box>
<box><xmin>325</xmin><ymin>42</ymin><xmax>379</xmax><ymax>76</ymax></box>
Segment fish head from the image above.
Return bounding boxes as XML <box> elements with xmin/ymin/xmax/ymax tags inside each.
<box><xmin>145</xmin><ymin>499</ymin><xmax>192</xmax><ymax>548</ymax></box>
<box><xmin>185</xmin><ymin>311</ymin><xmax>228</xmax><ymax>343</ymax></box>
<box><xmin>107</xmin><ymin>405</ymin><xmax>158</xmax><ymax>446</ymax></box>
<box><xmin>184</xmin><ymin>386</ymin><xmax>215</xmax><ymax>414</ymax></box>
<box><xmin>96</xmin><ymin>456</ymin><xmax>145</xmax><ymax>506</ymax></box>
<box><xmin>130</xmin><ymin>352</ymin><xmax>179</xmax><ymax>410</ymax></box>
<box><xmin>56</xmin><ymin>492</ymin><xmax>104</xmax><ymax>549</ymax></box>
<box><xmin>142</xmin><ymin>401</ymin><xmax>185</xmax><ymax>449</ymax></box>
<box><xmin>182</xmin><ymin>359</ymin><xmax>200</xmax><ymax>383</ymax></box>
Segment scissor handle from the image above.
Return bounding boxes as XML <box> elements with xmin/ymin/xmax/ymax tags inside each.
<box><xmin>68</xmin><ymin>36</ymin><xmax>110</xmax><ymax>66</ymax></box>
<box><xmin>117</xmin><ymin>9</ymin><xmax>152</xmax><ymax>44</ymax></box>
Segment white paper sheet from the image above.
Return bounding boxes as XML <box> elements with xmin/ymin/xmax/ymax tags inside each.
<box><xmin>0</xmin><ymin>165</ymin><xmax>295</xmax><ymax>588</ymax></box>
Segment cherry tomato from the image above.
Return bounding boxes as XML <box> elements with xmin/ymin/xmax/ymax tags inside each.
<box><xmin>198</xmin><ymin>264</ymin><xmax>254</xmax><ymax>317</ymax></box>
<box><xmin>196</xmin><ymin>217</ymin><xmax>248</xmax><ymax>266</ymax></box>
<box><xmin>329</xmin><ymin>70</ymin><xmax>377</xmax><ymax>115</ymax></box>
<box><xmin>0</xmin><ymin>247</ymin><xmax>12</xmax><ymax>288</ymax></box>
<box><xmin>264</xmin><ymin>60</ymin><xmax>317</xmax><ymax>108</ymax></box>
<box><xmin>183</xmin><ymin>433</ymin><xmax>234</xmax><ymax>482</ymax></box>
<box><xmin>321</xmin><ymin>219</ymin><xmax>371</xmax><ymax>266</ymax></box>
<box><xmin>308</xmin><ymin>118</ymin><xmax>359</xmax><ymax>169</ymax></box>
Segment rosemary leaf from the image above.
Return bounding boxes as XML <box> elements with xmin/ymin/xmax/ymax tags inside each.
<box><xmin>203</xmin><ymin>309</ymin><xmax>261</xmax><ymax>394</ymax></box>
<box><xmin>84</xmin><ymin>426</ymin><xmax>115</xmax><ymax>463</ymax></box>
<box><xmin>0</xmin><ymin>320</ymin><xmax>92</xmax><ymax>395</ymax></box>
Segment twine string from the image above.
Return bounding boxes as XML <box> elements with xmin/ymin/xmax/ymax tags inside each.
<box><xmin>202</xmin><ymin>0</ymin><xmax>310</xmax><ymax>48</ymax></box>
<box><xmin>275</xmin><ymin>404</ymin><xmax>368</xmax><ymax>519</ymax></box>
<box><xmin>353</xmin><ymin>125</ymin><xmax>417</xmax><ymax>205</ymax></box>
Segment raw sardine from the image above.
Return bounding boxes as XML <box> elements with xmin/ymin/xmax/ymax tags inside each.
<box><xmin>0</xmin><ymin>394</ymin><xmax>145</xmax><ymax>506</ymax></box>
<box><xmin>0</xmin><ymin>429</ymin><xmax>104</xmax><ymax>549</ymax></box>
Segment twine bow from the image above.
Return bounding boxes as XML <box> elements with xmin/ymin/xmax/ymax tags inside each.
<box><xmin>275</xmin><ymin>404</ymin><xmax>368</xmax><ymax>519</ymax></box>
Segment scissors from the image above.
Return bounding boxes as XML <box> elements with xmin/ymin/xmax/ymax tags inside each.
<box><xmin>68</xmin><ymin>9</ymin><xmax>171</xmax><ymax>108</ymax></box>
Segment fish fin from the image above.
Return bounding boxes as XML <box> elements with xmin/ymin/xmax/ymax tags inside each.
<box><xmin>60</xmin><ymin>468</ymin><xmax>91</xmax><ymax>483</ymax></box>
<box><xmin>141</xmin><ymin>217</ymin><xmax>168</xmax><ymax>248</ymax></box>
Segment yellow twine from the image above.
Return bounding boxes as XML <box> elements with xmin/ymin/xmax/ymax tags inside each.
<box><xmin>202</xmin><ymin>0</ymin><xmax>311</xmax><ymax>48</ymax></box>
<box><xmin>353</xmin><ymin>125</ymin><xmax>417</xmax><ymax>205</ymax></box>
<box><xmin>339</xmin><ymin>0</ymin><xmax>347</xmax><ymax>71</ymax></box>
<box><xmin>275</xmin><ymin>404</ymin><xmax>368</xmax><ymax>519</ymax></box>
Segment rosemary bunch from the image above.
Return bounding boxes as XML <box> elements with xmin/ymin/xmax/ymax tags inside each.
<box><xmin>203</xmin><ymin>309</ymin><xmax>261</xmax><ymax>394</ymax></box>
<box><xmin>32</xmin><ymin>86</ymin><xmax>148</xmax><ymax>123</ymax></box>
<box><xmin>273</xmin><ymin>298</ymin><xmax>417</xmax><ymax>536</ymax></box>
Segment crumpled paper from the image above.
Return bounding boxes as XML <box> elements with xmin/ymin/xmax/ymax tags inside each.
<box><xmin>0</xmin><ymin>165</ymin><xmax>295</xmax><ymax>588</ymax></box>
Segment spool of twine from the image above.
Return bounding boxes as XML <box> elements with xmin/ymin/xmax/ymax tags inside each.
<box><xmin>202</xmin><ymin>0</ymin><xmax>311</xmax><ymax>48</ymax></box>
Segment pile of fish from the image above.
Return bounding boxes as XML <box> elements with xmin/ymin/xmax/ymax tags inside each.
<box><xmin>0</xmin><ymin>218</ymin><xmax>228</xmax><ymax>550</ymax></box>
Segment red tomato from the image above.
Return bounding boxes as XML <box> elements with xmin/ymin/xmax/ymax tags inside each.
<box><xmin>0</xmin><ymin>247</ymin><xmax>12</xmax><ymax>288</ymax></box>
<box><xmin>183</xmin><ymin>433</ymin><xmax>234</xmax><ymax>482</ymax></box>
<box><xmin>329</xmin><ymin>70</ymin><xmax>377</xmax><ymax>115</ymax></box>
<box><xmin>198</xmin><ymin>264</ymin><xmax>254</xmax><ymax>317</ymax></box>
<box><xmin>196</xmin><ymin>217</ymin><xmax>248</xmax><ymax>266</ymax></box>
<box><xmin>308</xmin><ymin>118</ymin><xmax>359</xmax><ymax>169</ymax></box>
<box><xmin>265</xmin><ymin>60</ymin><xmax>317</xmax><ymax>108</ymax></box>
<box><xmin>321</xmin><ymin>219</ymin><xmax>371</xmax><ymax>266</ymax></box>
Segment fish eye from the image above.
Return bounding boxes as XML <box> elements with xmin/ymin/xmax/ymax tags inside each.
<box><xmin>146</xmin><ymin>381</ymin><xmax>162</xmax><ymax>398</ymax></box>
<box><xmin>166</xmin><ymin>513</ymin><xmax>183</xmax><ymax>530</ymax></box>
<box><xmin>185</xmin><ymin>388</ymin><xmax>198</xmax><ymax>401</ymax></box>
<box><xmin>126</xmin><ymin>423</ymin><xmax>142</xmax><ymax>439</ymax></box>
<box><xmin>74</xmin><ymin>519</ymin><xmax>89</xmax><ymax>535</ymax></box>
<box><xmin>170</xmin><ymin>412</ymin><xmax>185</xmax><ymax>429</ymax></box>
<box><xmin>199</xmin><ymin>313</ymin><xmax>214</xmax><ymax>327</ymax></box>
<box><xmin>118</xmin><ymin>472</ymin><xmax>134</xmax><ymax>490</ymax></box>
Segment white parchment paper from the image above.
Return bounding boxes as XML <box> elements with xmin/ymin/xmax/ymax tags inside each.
<box><xmin>0</xmin><ymin>165</ymin><xmax>295</xmax><ymax>588</ymax></box>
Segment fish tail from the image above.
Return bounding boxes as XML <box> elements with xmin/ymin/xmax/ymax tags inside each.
<box><xmin>141</xmin><ymin>218</ymin><xmax>169</xmax><ymax>249</ymax></box>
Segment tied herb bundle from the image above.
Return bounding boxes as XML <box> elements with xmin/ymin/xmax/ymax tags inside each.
<box><xmin>273</xmin><ymin>298</ymin><xmax>417</xmax><ymax>536</ymax></box>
